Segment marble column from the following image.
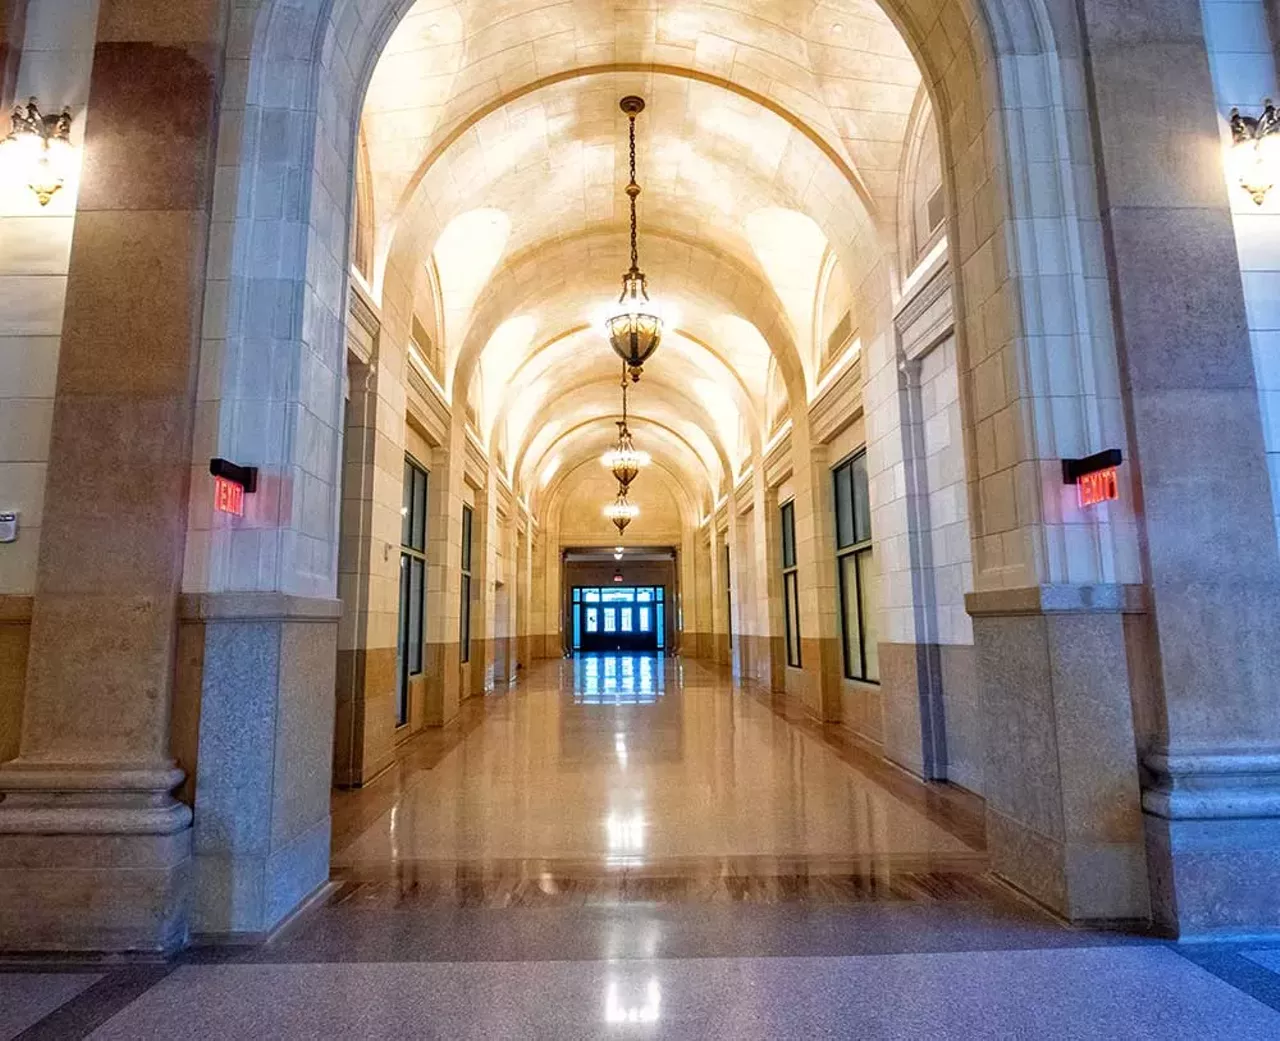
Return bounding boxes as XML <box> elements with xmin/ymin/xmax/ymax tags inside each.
<box><xmin>0</xmin><ymin>0</ymin><xmax>24</xmax><ymax>104</ymax></box>
<box><xmin>728</xmin><ymin>500</ymin><xmax>752</xmax><ymax>680</ymax></box>
<box><xmin>792</xmin><ymin>430</ymin><xmax>842</xmax><ymax>720</ymax></box>
<box><xmin>516</xmin><ymin>515</ymin><xmax>531</xmax><ymax>669</ymax></box>
<box><xmin>885</xmin><ymin>354</ymin><xmax>947</xmax><ymax>780</ymax></box>
<box><xmin>707</xmin><ymin>521</ymin><xmax>727</xmax><ymax>665</ymax></box>
<box><xmin>1078</xmin><ymin>0</ymin><xmax>1280</xmax><ymax>936</ymax></box>
<box><xmin>529</xmin><ymin>528</ymin><xmax>547</xmax><ymax>658</ymax></box>
<box><xmin>968</xmin><ymin>585</ymin><xmax>1149</xmax><ymax>920</ymax></box>
<box><xmin>752</xmin><ymin>474</ymin><xmax>785</xmax><ymax>692</ymax></box>
<box><xmin>423</xmin><ymin>421</ymin><xmax>464</xmax><ymax>724</ymax></box>
<box><xmin>0</xmin><ymin>0</ymin><xmax>225</xmax><ymax>951</ymax></box>
<box><xmin>677</xmin><ymin>527</ymin><xmax>695</xmax><ymax>656</ymax></box>
<box><xmin>469</xmin><ymin>466</ymin><xmax>497</xmax><ymax>696</ymax></box>
<box><xmin>332</xmin><ymin>347</ymin><xmax>398</xmax><ymax>786</ymax></box>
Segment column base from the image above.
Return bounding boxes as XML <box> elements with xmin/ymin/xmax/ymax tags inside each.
<box><xmin>178</xmin><ymin>593</ymin><xmax>338</xmax><ymax>937</ymax></box>
<box><xmin>1144</xmin><ymin>750</ymin><xmax>1280</xmax><ymax>939</ymax></box>
<box><xmin>0</xmin><ymin>762</ymin><xmax>192</xmax><ymax>952</ymax></box>
<box><xmin>967</xmin><ymin>584</ymin><xmax>1150</xmax><ymax>922</ymax></box>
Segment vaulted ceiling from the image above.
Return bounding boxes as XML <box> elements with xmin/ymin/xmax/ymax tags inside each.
<box><xmin>359</xmin><ymin>0</ymin><xmax>927</xmax><ymax>527</ymax></box>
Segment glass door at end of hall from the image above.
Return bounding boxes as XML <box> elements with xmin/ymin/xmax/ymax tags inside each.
<box><xmin>571</xmin><ymin>585</ymin><xmax>664</xmax><ymax>652</ymax></box>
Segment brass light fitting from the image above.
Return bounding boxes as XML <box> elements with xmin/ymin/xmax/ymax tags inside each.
<box><xmin>600</xmin><ymin>360</ymin><xmax>650</xmax><ymax>490</ymax></box>
<box><xmin>2</xmin><ymin>98</ymin><xmax>73</xmax><ymax>205</ymax></box>
<box><xmin>605</xmin><ymin>95</ymin><xmax>663</xmax><ymax>381</ymax></box>
<box><xmin>1229</xmin><ymin>99</ymin><xmax>1280</xmax><ymax>205</ymax></box>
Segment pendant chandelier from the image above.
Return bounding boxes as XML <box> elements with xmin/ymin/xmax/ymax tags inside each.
<box><xmin>600</xmin><ymin>360</ymin><xmax>650</xmax><ymax>490</ymax></box>
<box><xmin>605</xmin><ymin>95</ymin><xmax>662</xmax><ymax>382</ymax></box>
<box><xmin>604</xmin><ymin>489</ymin><xmax>639</xmax><ymax>534</ymax></box>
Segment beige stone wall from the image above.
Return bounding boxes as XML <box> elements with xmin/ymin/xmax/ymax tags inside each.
<box><xmin>0</xmin><ymin>0</ymin><xmax>96</xmax><ymax>595</ymax></box>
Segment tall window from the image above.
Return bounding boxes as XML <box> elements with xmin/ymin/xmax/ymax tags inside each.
<box><xmin>780</xmin><ymin>499</ymin><xmax>801</xmax><ymax>668</ymax></box>
<box><xmin>398</xmin><ymin>457</ymin><xmax>428</xmax><ymax>727</ymax></box>
<box><xmin>460</xmin><ymin>503</ymin><xmax>473</xmax><ymax>664</ymax></box>
<box><xmin>833</xmin><ymin>451</ymin><xmax>879</xmax><ymax>682</ymax></box>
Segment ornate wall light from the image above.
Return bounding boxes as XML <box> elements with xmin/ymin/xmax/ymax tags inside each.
<box><xmin>2</xmin><ymin>98</ymin><xmax>73</xmax><ymax>205</ymax></box>
<box><xmin>605</xmin><ymin>96</ymin><xmax>663</xmax><ymax>382</ymax></box>
<box><xmin>600</xmin><ymin>360</ymin><xmax>650</xmax><ymax>490</ymax></box>
<box><xmin>604</xmin><ymin>490</ymin><xmax>639</xmax><ymax>535</ymax></box>
<box><xmin>1229</xmin><ymin>100</ymin><xmax>1280</xmax><ymax>205</ymax></box>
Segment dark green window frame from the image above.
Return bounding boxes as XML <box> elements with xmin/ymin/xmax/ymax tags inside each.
<box><xmin>780</xmin><ymin>499</ymin><xmax>801</xmax><ymax>668</ymax></box>
<box><xmin>397</xmin><ymin>457</ymin><xmax>428</xmax><ymax>727</ymax></box>
<box><xmin>460</xmin><ymin>503</ymin><xmax>473</xmax><ymax>663</ymax></box>
<box><xmin>833</xmin><ymin>451</ymin><xmax>879</xmax><ymax>682</ymax></box>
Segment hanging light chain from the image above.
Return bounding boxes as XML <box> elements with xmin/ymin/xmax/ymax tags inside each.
<box><xmin>627</xmin><ymin>109</ymin><xmax>640</xmax><ymax>273</ymax></box>
<box><xmin>620</xmin><ymin>358</ymin><xmax>630</xmax><ymax>428</ymax></box>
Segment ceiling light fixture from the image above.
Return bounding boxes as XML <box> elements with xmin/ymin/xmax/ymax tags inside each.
<box><xmin>2</xmin><ymin>97</ymin><xmax>72</xmax><ymax>205</ymax></box>
<box><xmin>600</xmin><ymin>359</ymin><xmax>650</xmax><ymax>490</ymax></box>
<box><xmin>604</xmin><ymin>490</ymin><xmax>639</xmax><ymax>534</ymax></box>
<box><xmin>1229</xmin><ymin>99</ymin><xmax>1280</xmax><ymax>205</ymax></box>
<box><xmin>605</xmin><ymin>96</ymin><xmax>662</xmax><ymax>382</ymax></box>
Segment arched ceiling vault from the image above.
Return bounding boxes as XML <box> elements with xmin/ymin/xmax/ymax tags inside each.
<box><xmin>522</xmin><ymin>414</ymin><xmax>721</xmax><ymax>513</ymax></box>
<box><xmin>450</xmin><ymin>228</ymin><xmax>809</xmax><ymax>407</ymax></box>
<box><xmin>488</xmin><ymin>325</ymin><xmax>763</xmax><ymax>464</ymax></box>
<box><xmin>505</xmin><ymin>371</ymin><xmax>739</xmax><ymax>487</ymax></box>
<box><xmin>362</xmin><ymin>0</ymin><xmax>928</xmax><ymax>519</ymax></box>
<box><xmin>543</xmin><ymin>456</ymin><xmax>703</xmax><ymax>534</ymax></box>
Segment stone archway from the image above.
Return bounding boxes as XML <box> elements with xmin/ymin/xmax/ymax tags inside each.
<box><xmin>186</xmin><ymin>0</ymin><xmax>1144</xmax><ymax>930</ymax></box>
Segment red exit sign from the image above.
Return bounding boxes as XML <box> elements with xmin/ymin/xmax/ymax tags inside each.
<box><xmin>214</xmin><ymin>475</ymin><xmax>245</xmax><ymax>516</ymax></box>
<box><xmin>1062</xmin><ymin>449</ymin><xmax>1122</xmax><ymax>510</ymax></box>
<box><xmin>1077</xmin><ymin>467</ymin><xmax>1118</xmax><ymax>508</ymax></box>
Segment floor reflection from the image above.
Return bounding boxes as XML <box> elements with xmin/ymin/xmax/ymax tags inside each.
<box><xmin>604</xmin><ymin>978</ymin><xmax>662</xmax><ymax>1026</ymax></box>
<box><xmin>331</xmin><ymin>655</ymin><xmax>977</xmax><ymax>868</ymax></box>
<box><xmin>573</xmin><ymin>653</ymin><xmax>665</xmax><ymax>704</ymax></box>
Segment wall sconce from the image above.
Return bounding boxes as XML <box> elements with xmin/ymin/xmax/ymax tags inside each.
<box><xmin>1229</xmin><ymin>99</ymin><xmax>1280</xmax><ymax>205</ymax></box>
<box><xmin>2</xmin><ymin>97</ymin><xmax>73</xmax><ymax>205</ymax></box>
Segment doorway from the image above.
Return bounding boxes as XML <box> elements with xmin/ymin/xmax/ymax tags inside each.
<box><xmin>571</xmin><ymin>585</ymin><xmax>665</xmax><ymax>652</ymax></box>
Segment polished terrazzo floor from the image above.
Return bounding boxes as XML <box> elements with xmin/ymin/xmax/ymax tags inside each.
<box><xmin>9</xmin><ymin>654</ymin><xmax>1280</xmax><ymax>1039</ymax></box>
<box><xmin>330</xmin><ymin>654</ymin><xmax>982</xmax><ymax>895</ymax></box>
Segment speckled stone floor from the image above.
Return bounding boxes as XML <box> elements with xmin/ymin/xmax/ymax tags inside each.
<box><xmin>8</xmin><ymin>655</ymin><xmax>1280</xmax><ymax>1039</ymax></box>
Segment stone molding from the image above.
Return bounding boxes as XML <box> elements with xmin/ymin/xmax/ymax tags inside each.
<box><xmin>0</xmin><ymin>595</ymin><xmax>32</xmax><ymax>623</ymax></box>
<box><xmin>762</xmin><ymin>427</ymin><xmax>792</xmax><ymax>488</ymax></box>
<box><xmin>0</xmin><ymin>762</ymin><xmax>191</xmax><ymax>834</ymax></box>
<box><xmin>894</xmin><ymin>260</ymin><xmax>953</xmax><ymax>362</ymax></box>
<box><xmin>965</xmin><ymin>583</ymin><xmax>1147</xmax><ymax>616</ymax></box>
<box><xmin>406</xmin><ymin>362</ymin><xmax>451</xmax><ymax>446</ymax></box>
<box><xmin>0</xmin><ymin>589</ymin><xmax>31</xmax><ymax>622</ymax></box>
<box><xmin>1143</xmin><ymin>750</ymin><xmax>1280</xmax><ymax>820</ymax></box>
<box><xmin>808</xmin><ymin>355</ymin><xmax>864</xmax><ymax>446</ymax></box>
<box><xmin>177</xmin><ymin>592</ymin><xmax>343</xmax><ymax>622</ymax></box>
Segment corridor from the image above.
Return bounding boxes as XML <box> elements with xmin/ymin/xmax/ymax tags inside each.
<box><xmin>331</xmin><ymin>653</ymin><xmax>977</xmax><ymax>873</ymax></box>
<box><xmin>7</xmin><ymin>659</ymin><xmax>1280</xmax><ymax>1039</ymax></box>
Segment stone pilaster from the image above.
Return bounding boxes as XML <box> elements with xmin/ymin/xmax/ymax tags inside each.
<box><xmin>792</xmin><ymin>432</ymin><xmax>842</xmax><ymax>720</ymax></box>
<box><xmin>332</xmin><ymin>336</ymin><xmax>399</xmax><ymax>786</ymax></box>
<box><xmin>968</xmin><ymin>585</ymin><xmax>1149</xmax><ymax>921</ymax></box>
<box><xmin>176</xmin><ymin>593</ymin><xmax>339</xmax><ymax>938</ymax></box>
<box><xmin>752</xmin><ymin>475</ymin><xmax>785</xmax><ymax>692</ymax></box>
<box><xmin>423</xmin><ymin>422</ymin><xmax>465</xmax><ymax>724</ymax></box>
<box><xmin>0</xmin><ymin>0</ymin><xmax>227</xmax><ymax>951</ymax></box>
<box><xmin>708</xmin><ymin>522</ymin><xmax>726</xmax><ymax>664</ymax></box>
<box><xmin>884</xmin><ymin>354</ymin><xmax>946</xmax><ymax>779</ymax></box>
<box><xmin>0</xmin><ymin>0</ymin><xmax>23</xmax><ymax>107</ymax></box>
<box><xmin>1080</xmin><ymin>0</ymin><xmax>1280</xmax><ymax>936</ymax></box>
